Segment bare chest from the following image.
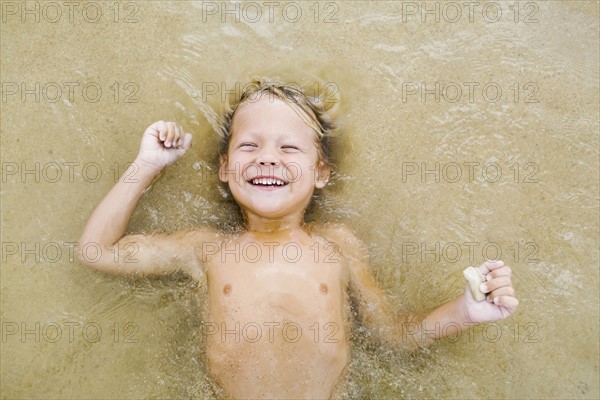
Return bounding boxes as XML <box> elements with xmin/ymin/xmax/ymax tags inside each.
<box><xmin>203</xmin><ymin>240</ymin><xmax>348</xmax><ymax>324</ymax></box>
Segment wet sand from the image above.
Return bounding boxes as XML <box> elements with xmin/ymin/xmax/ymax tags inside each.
<box><xmin>1</xmin><ymin>1</ymin><xmax>598</xmax><ymax>398</ymax></box>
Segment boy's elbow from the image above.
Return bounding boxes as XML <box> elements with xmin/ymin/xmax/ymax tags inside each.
<box><xmin>74</xmin><ymin>242</ymin><xmax>88</xmax><ymax>265</ymax></box>
<box><xmin>372</xmin><ymin>317</ymin><xmax>435</xmax><ymax>353</ymax></box>
<box><xmin>74</xmin><ymin>243</ymin><xmax>98</xmax><ymax>271</ymax></box>
<box><xmin>74</xmin><ymin>242</ymin><xmax>115</xmax><ymax>274</ymax></box>
<box><xmin>381</xmin><ymin>333</ymin><xmax>430</xmax><ymax>354</ymax></box>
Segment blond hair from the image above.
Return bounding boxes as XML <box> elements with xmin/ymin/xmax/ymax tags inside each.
<box><xmin>217</xmin><ymin>78</ymin><xmax>338</xmax><ymax>166</ymax></box>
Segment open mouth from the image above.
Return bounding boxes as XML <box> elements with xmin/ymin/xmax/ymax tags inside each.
<box><xmin>248</xmin><ymin>177</ymin><xmax>289</xmax><ymax>187</ymax></box>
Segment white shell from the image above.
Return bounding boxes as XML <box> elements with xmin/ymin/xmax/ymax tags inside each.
<box><xmin>463</xmin><ymin>266</ymin><xmax>486</xmax><ymax>301</ymax></box>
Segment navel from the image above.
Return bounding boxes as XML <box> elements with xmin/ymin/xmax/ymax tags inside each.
<box><xmin>223</xmin><ymin>284</ymin><xmax>232</xmax><ymax>296</ymax></box>
<box><xmin>319</xmin><ymin>283</ymin><xmax>328</xmax><ymax>295</ymax></box>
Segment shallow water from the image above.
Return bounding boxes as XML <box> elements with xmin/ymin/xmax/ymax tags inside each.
<box><xmin>1</xmin><ymin>1</ymin><xmax>598</xmax><ymax>398</ymax></box>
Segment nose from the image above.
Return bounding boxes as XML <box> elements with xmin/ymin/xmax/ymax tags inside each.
<box><xmin>256</xmin><ymin>146</ymin><xmax>280</xmax><ymax>166</ymax></box>
<box><xmin>260</xmin><ymin>160</ymin><xmax>278</xmax><ymax>166</ymax></box>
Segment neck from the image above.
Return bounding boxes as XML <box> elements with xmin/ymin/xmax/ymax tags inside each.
<box><xmin>243</xmin><ymin>211</ymin><xmax>305</xmax><ymax>234</ymax></box>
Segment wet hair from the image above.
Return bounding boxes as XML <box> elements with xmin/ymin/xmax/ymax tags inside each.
<box><xmin>216</xmin><ymin>78</ymin><xmax>338</xmax><ymax>167</ymax></box>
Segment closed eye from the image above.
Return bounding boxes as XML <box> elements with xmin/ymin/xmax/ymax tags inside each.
<box><xmin>239</xmin><ymin>142</ymin><xmax>257</xmax><ymax>149</ymax></box>
<box><xmin>281</xmin><ymin>145</ymin><xmax>300</xmax><ymax>152</ymax></box>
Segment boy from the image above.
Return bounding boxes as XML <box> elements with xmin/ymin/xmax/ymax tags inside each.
<box><xmin>77</xmin><ymin>80</ymin><xmax>518</xmax><ymax>399</ymax></box>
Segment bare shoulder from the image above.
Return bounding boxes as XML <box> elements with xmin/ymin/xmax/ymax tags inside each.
<box><xmin>167</xmin><ymin>226</ymin><xmax>233</xmax><ymax>261</ymax></box>
<box><xmin>130</xmin><ymin>226</ymin><xmax>220</xmax><ymax>248</ymax></box>
<box><xmin>306</xmin><ymin>222</ymin><xmax>367</xmax><ymax>257</ymax></box>
<box><xmin>131</xmin><ymin>226</ymin><xmax>224</xmax><ymax>272</ymax></box>
<box><xmin>170</xmin><ymin>226</ymin><xmax>222</xmax><ymax>244</ymax></box>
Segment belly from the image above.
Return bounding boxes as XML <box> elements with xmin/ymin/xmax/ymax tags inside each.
<box><xmin>205</xmin><ymin>285</ymin><xmax>349</xmax><ymax>398</ymax></box>
<box><xmin>206</xmin><ymin>320</ymin><xmax>349</xmax><ymax>399</ymax></box>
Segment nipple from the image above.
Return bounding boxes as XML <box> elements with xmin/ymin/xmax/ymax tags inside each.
<box><xmin>223</xmin><ymin>284</ymin><xmax>232</xmax><ymax>296</ymax></box>
<box><xmin>319</xmin><ymin>283</ymin><xmax>328</xmax><ymax>295</ymax></box>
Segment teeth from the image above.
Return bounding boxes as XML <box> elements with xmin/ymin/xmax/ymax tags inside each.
<box><xmin>251</xmin><ymin>178</ymin><xmax>286</xmax><ymax>186</ymax></box>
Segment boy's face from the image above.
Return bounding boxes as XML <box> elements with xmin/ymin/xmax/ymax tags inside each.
<box><xmin>219</xmin><ymin>95</ymin><xmax>330</xmax><ymax>221</ymax></box>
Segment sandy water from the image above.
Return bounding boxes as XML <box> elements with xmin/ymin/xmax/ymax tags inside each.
<box><xmin>1</xmin><ymin>1</ymin><xmax>598</xmax><ymax>398</ymax></box>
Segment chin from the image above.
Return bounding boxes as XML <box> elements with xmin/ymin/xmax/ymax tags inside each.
<box><xmin>246</xmin><ymin>203</ymin><xmax>294</xmax><ymax>219</ymax></box>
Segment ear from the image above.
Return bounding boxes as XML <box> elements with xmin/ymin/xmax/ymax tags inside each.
<box><xmin>314</xmin><ymin>161</ymin><xmax>331</xmax><ymax>189</ymax></box>
<box><xmin>218</xmin><ymin>155</ymin><xmax>229</xmax><ymax>183</ymax></box>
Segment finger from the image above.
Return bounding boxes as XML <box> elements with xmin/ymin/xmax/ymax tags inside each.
<box><xmin>173</xmin><ymin>125</ymin><xmax>182</xmax><ymax>147</ymax></box>
<box><xmin>478</xmin><ymin>260</ymin><xmax>504</xmax><ymax>276</ymax></box>
<box><xmin>487</xmin><ymin>265</ymin><xmax>512</xmax><ymax>281</ymax></box>
<box><xmin>180</xmin><ymin>133</ymin><xmax>193</xmax><ymax>150</ymax></box>
<box><xmin>480</xmin><ymin>276</ymin><xmax>512</xmax><ymax>293</ymax></box>
<box><xmin>493</xmin><ymin>295</ymin><xmax>519</xmax><ymax>314</ymax></box>
<box><xmin>175</xmin><ymin>134</ymin><xmax>193</xmax><ymax>156</ymax></box>
<box><xmin>488</xmin><ymin>285</ymin><xmax>515</xmax><ymax>299</ymax></box>
<box><xmin>154</xmin><ymin>120</ymin><xmax>167</xmax><ymax>141</ymax></box>
<box><xmin>165</xmin><ymin>122</ymin><xmax>176</xmax><ymax>147</ymax></box>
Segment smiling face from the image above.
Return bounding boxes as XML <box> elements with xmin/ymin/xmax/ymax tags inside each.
<box><xmin>219</xmin><ymin>94</ymin><xmax>330</xmax><ymax>226</ymax></box>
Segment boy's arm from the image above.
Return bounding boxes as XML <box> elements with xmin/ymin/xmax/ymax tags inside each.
<box><xmin>329</xmin><ymin>224</ymin><xmax>518</xmax><ymax>351</ymax></box>
<box><xmin>76</xmin><ymin>121</ymin><xmax>202</xmax><ymax>277</ymax></box>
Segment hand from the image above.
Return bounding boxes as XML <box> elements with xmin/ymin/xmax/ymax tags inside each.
<box><xmin>463</xmin><ymin>260</ymin><xmax>518</xmax><ymax>323</ymax></box>
<box><xmin>136</xmin><ymin>121</ymin><xmax>193</xmax><ymax>170</ymax></box>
